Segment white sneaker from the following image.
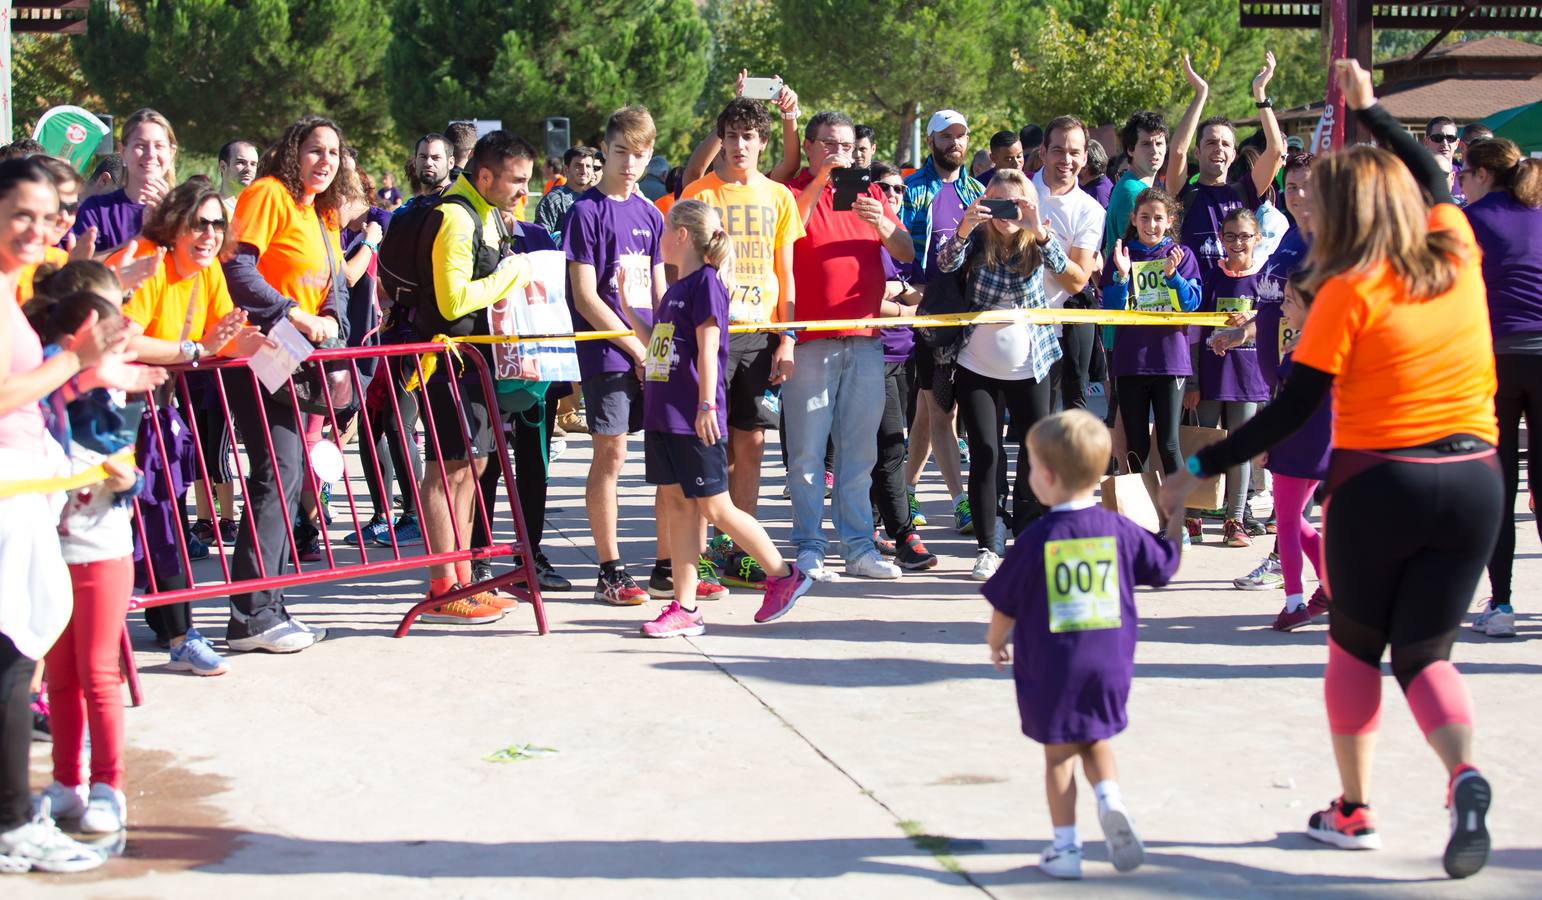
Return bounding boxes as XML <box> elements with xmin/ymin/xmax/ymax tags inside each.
<box><xmin>971</xmin><ymin>549</ymin><xmax>1001</xmax><ymax>581</ymax></box>
<box><xmin>1473</xmin><ymin>605</ymin><xmax>1516</xmax><ymax>638</ymax></box>
<box><xmin>847</xmin><ymin>551</ymin><xmax>901</xmax><ymax>580</ymax></box>
<box><xmin>1098</xmin><ymin>801</ymin><xmax>1145</xmax><ymax>872</ymax></box>
<box><xmin>226</xmin><ymin>620</ymin><xmax>317</xmax><ymax>654</ymax></box>
<box><xmin>0</xmin><ymin>802</ymin><xmax>105</xmax><ymax>873</ymax></box>
<box><xmin>796</xmin><ymin>550</ymin><xmax>840</xmax><ymax>583</ymax></box>
<box><xmin>78</xmin><ymin>784</ymin><xmax>126</xmax><ymax>834</ymax></box>
<box><xmin>1038</xmin><ymin>843</ymin><xmax>1082</xmax><ymax>879</ymax></box>
<box><xmin>36</xmin><ymin>782</ymin><xmax>86</xmax><ymax>820</ymax></box>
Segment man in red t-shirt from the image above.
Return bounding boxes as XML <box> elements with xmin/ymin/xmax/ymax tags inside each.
<box><xmin>784</xmin><ymin>110</ymin><xmax>915</xmax><ymax>583</ymax></box>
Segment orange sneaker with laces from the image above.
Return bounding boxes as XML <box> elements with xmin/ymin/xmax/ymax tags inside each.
<box><xmin>420</xmin><ymin>591</ymin><xmax>506</xmax><ymax>625</ymax></box>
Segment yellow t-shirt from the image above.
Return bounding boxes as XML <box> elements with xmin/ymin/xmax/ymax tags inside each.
<box><xmin>123</xmin><ymin>256</ymin><xmax>235</xmax><ymax>344</ymax></box>
<box><xmin>679</xmin><ymin>171</ymin><xmax>804</xmax><ymax>324</ymax></box>
<box><xmin>230</xmin><ymin>176</ymin><xmax>339</xmax><ymax>315</ymax></box>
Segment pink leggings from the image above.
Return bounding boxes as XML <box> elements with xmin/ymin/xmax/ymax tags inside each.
<box><xmin>45</xmin><ymin>557</ymin><xmax>133</xmax><ymax>790</ymax></box>
<box><xmin>1272</xmin><ymin>474</ymin><xmax>1322</xmax><ymax>596</ymax></box>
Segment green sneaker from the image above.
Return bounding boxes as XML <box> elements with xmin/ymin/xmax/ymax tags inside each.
<box><xmin>704</xmin><ymin>533</ymin><xmax>735</xmax><ymax>571</ymax></box>
<box><xmin>907</xmin><ymin>491</ymin><xmax>928</xmax><ymax>527</ymax></box>
<box><xmin>955</xmin><ymin>496</ymin><xmax>974</xmax><ymax>535</ymax></box>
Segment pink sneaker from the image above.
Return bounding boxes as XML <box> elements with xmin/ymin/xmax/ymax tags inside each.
<box><xmin>1273</xmin><ymin>603</ymin><xmax>1314</xmax><ymax>632</ymax></box>
<box><xmin>1306</xmin><ymin>586</ymin><xmax>1330</xmax><ymax>618</ymax></box>
<box><xmin>755</xmin><ymin>564</ymin><xmax>813</xmax><ymax>624</ymax></box>
<box><xmin>641</xmin><ymin>601</ymin><xmax>705</xmax><ymax>638</ymax></box>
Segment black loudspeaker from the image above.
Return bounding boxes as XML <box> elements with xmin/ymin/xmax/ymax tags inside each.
<box><xmin>544</xmin><ymin>117</ymin><xmax>571</xmax><ymax>160</ymax></box>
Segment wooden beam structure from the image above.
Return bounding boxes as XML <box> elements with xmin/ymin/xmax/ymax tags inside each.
<box><xmin>12</xmin><ymin>0</ymin><xmax>89</xmax><ymax>36</ymax></box>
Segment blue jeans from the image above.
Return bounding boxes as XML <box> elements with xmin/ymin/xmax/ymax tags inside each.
<box><xmin>783</xmin><ymin>337</ymin><xmax>884</xmax><ymax>563</ymax></box>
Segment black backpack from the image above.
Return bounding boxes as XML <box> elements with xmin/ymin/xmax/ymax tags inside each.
<box><xmin>377</xmin><ymin>192</ymin><xmax>485</xmax><ymax>341</ymax></box>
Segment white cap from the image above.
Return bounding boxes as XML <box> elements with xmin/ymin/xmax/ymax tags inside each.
<box><xmin>927</xmin><ymin>109</ymin><xmax>967</xmax><ymax>136</ymax></box>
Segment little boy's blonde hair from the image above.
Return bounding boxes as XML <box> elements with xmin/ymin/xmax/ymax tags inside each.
<box><xmin>1028</xmin><ymin>410</ymin><xmax>1111</xmax><ymax>492</ymax></box>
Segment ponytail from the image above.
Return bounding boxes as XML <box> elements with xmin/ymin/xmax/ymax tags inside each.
<box><xmin>1464</xmin><ymin>138</ymin><xmax>1542</xmax><ymax>209</ymax></box>
<box><xmin>667</xmin><ymin>198</ymin><xmax>736</xmax><ymax>289</ymax></box>
<box><xmin>1513</xmin><ymin>158</ymin><xmax>1542</xmax><ymax>209</ymax></box>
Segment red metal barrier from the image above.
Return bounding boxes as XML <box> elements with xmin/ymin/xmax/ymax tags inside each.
<box><xmin>125</xmin><ymin>341</ymin><xmax>547</xmax><ymax>649</ymax></box>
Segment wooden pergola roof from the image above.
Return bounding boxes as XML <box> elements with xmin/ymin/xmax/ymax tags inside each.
<box><xmin>1241</xmin><ymin>2</ymin><xmax>1542</xmax><ymax>31</ymax></box>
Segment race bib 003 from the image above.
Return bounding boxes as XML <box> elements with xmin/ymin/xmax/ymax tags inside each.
<box><xmin>645</xmin><ymin>322</ymin><xmax>676</xmax><ymax>382</ymax></box>
<box><xmin>1130</xmin><ymin>260</ymin><xmax>1176</xmax><ymax>312</ymax></box>
<box><xmin>1044</xmin><ymin>536</ymin><xmax>1121</xmax><ymax>633</ymax></box>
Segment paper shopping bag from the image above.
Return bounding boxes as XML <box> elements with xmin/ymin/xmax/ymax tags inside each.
<box><xmin>1178</xmin><ymin>419</ymin><xmax>1227</xmax><ymax>510</ymax></box>
<box><xmin>1100</xmin><ymin>454</ymin><xmax>1163</xmax><ymax>533</ymax></box>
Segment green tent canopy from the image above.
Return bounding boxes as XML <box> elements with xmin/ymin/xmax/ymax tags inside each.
<box><xmin>1481</xmin><ymin>101</ymin><xmax>1542</xmax><ymax>155</ymax></box>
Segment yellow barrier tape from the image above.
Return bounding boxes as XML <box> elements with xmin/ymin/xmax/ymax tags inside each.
<box><xmin>0</xmin><ymin>448</ymin><xmax>136</xmax><ymax>500</ymax></box>
<box><xmin>450</xmin><ymin>308</ymin><xmax>1231</xmax><ymax>346</ymax></box>
<box><xmin>402</xmin><ymin>334</ymin><xmax>465</xmax><ymax>391</ymax></box>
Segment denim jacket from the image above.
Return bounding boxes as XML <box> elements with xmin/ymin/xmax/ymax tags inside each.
<box><xmin>900</xmin><ymin>158</ymin><xmax>985</xmax><ymax>274</ymax></box>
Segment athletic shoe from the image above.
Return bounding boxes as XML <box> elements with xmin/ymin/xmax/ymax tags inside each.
<box><xmin>1186</xmin><ymin>517</ymin><xmax>1204</xmax><ymax>544</ymax></box>
<box><xmin>847</xmin><ymin>551</ymin><xmax>901</xmax><ymax>580</ymax></box>
<box><xmin>594</xmin><ymin>569</ymin><xmax>647</xmax><ymax>606</ymax></box>
<box><xmin>191</xmin><ymin>518</ymin><xmax>218</xmax><ymax>545</ymax></box>
<box><xmin>695</xmin><ymin>558</ymin><xmax>731</xmax><ymax>600</ymax></box>
<box><xmin>0</xmin><ymin>801</ymin><xmax>105</xmax><ymax>873</ymax></box>
<box><xmin>703</xmin><ymin>534</ymin><xmax>736</xmax><ymax>571</ymax></box>
<box><xmin>719</xmin><ymin>549</ymin><xmax>768</xmax><ymax>590</ymax></box>
<box><xmin>78</xmin><ymin>784</ymin><xmax>127</xmax><ymax>835</ymax></box>
<box><xmin>992</xmin><ymin>517</ymin><xmax>1007</xmax><ymax>557</ymax></box>
<box><xmin>288</xmin><ymin>617</ymin><xmax>328</xmax><ymax>641</ymax></box>
<box><xmin>36</xmin><ymin>783</ymin><xmax>86</xmax><ymax>820</ymax></box>
<box><xmin>896</xmin><ymin>534</ymin><xmax>938</xmax><ymax>571</ymax></box>
<box><xmin>957</xmin><ymin>437</ymin><xmax>971</xmax><ymax>466</ymax></box>
<box><xmin>227</xmin><ymin>620</ymin><xmax>319</xmax><ymax>654</ymax></box>
<box><xmin>29</xmin><ymin>692</ymin><xmax>49</xmax><ymax>742</ymax></box>
<box><xmin>187</xmin><ymin>533</ymin><xmax>211</xmax><ymax>561</ymax></box>
<box><xmin>874</xmin><ymin>530</ymin><xmax>897</xmax><ymax>556</ymax></box>
<box><xmin>781</xmin><ymin>482</ymin><xmax>791</xmax><ymax>499</ymax></box>
<box><xmin>471</xmin><ymin>560</ymin><xmax>496</xmax><ymax>587</ymax></box>
<box><xmin>795</xmin><ymin>549</ymin><xmax>840</xmax><ymax>583</ymax></box>
<box><xmin>972</xmin><ymin>548</ymin><xmax>1001</xmax><ymax>581</ymax></box>
<box><xmin>533</xmin><ymin>552</ymin><xmax>572</xmax><ymax>592</ymax></box>
<box><xmin>1038</xmin><ymin>843</ymin><xmax>1082</xmax><ymax>880</ymax></box>
<box><xmin>907</xmin><ymin>491</ymin><xmax>927</xmax><ymax>527</ymax></box>
<box><xmin>756</xmin><ymin>564</ymin><xmax>813</xmax><ymax>624</ymax></box>
<box><xmin>1306</xmin><ymin>586</ymin><xmax>1331</xmax><ymax>618</ymax></box>
<box><xmin>1098</xmin><ymin>800</ymin><xmax>1145</xmax><ymax>872</ymax></box>
<box><xmin>556</xmin><ymin>409</ymin><xmax>587</xmax><ymax>434</ymax></box>
<box><xmin>641</xmin><ymin>600</ymin><xmax>705</xmax><ymax>638</ymax></box>
<box><xmin>1272</xmin><ymin>604</ymin><xmax>1315</xmax><ymax>632</ymax></box>
<box><xmin>345</xmin><ymin>513</ymin><xmax>392</xmax><ymax>546</ymax></box>
<box><xmin>373</xmin><ymin>514</ymin><xmax>421</xmax><ymax>547</ymax></box>
<box><xmin>1265</xmin><ymin>516</ymin><xmax>1278</xmax><ymax>535</ymax></box>
<box><xmin>1223</xmin><ymin>519</ymin><xmax>1252</xmax><ymax>548</ymax></box>
<box><xmin>295</xmin><ymin>522</ymin><xmax>322</xmax><ymax>562</ymax></box>
<box><xmin>420</xmin><ymin>593</ymin><xmax>506</xmax><ymax>624</ymax></box>
<box><xmin>823</xmin><ymin>470</ymin><xmax>834</xmax><ymax>497</ymax></box>
<box><xmin>1242</xmin><ymin>513</ymin><xmax>1269</xmax><ymax>537</ymax></box>
<box><xmin>1199</xmin><ymin>506</ymin><xmax>1227</xmax><ymax>520</ymax></box>
<box><xmin>167</xmin><ymin>629</ymin><xmax>229</xmax><ymax>676</ymax></box>
<box><xmin>469</xmin><ymin>584</ymin><xmax>520</xmax><ymax>611</ymax></box>
<box><xmin>1234</xmin><ymin>554</ymin><xmax>1284</xmax><ymax>590</ymax></box>
<box><xmin>548</xmin><ymin>437</ymin><xmax>567</xmax><ymax>462</ymax></box>
<box><xmin>1473</xmin><ymin>604</ymin><xmax>1516</xmax><ymax>638</ymax></box>
<box><xmin>647</xmin><ymin>568</ymin><xmax>675</xmax><ymax>600</ymax></box>
<box><xmin>1306</xmin><ymin>797</ymin><xmax>1382</xmax><ymax>850</ymax></box>
<box><xmin>1444</xmin><ymin>768</ymin><xmax>1492</xmax><ymax>879</ymax></box>
<box><xmin>1180</xmin><ymin>528</ymin><xmax>1191</xmax><ymax>548</ymax></box>
<box><xmin>955</xmin><ymin>496</ymin><xmax>974</xmax><ymax>535</ymax></box>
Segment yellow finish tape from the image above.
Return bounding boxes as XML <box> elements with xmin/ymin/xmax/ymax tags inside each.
<box><xmin>0</xmin><ymin>448</ymin><xmax>136</xmax><ymax>500</ymax></box>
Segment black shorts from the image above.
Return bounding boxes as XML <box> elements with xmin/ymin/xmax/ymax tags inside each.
<box><xmin>914</xmin><ymin>346</ymin><xmax>937</xmax><ymax>392</ymax></box>
<box><xmin>580</xmin><ymin>371</ymin><xmax>644</xmax><ymax>436</ymax></box>
<box><xmin>645</xmin><ymin>430</ymin><xmax>729</xmax><ymax>499</ymax></box>
<box><xmin>726</xmin><ymin>331</ymin><xmax>778</xmax><ymax>431</ymax></box>
<box><xmin>423</xmin><ymin>375</ymin><xmax>493</xmax><ymax>461</ymax></box>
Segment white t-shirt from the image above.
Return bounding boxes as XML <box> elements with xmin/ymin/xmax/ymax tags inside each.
<box><xmin>1031</xmin><ymin>171</ymin><xmax>1105</xmax><ymax>333</ymax></box>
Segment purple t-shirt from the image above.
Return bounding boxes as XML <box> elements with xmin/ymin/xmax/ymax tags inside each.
<box><xmin>642</xmin><ymin>266</ymin><xmax>730</xmax><ymax>436</ymax></box>
<box><xmin>983</xmin><ymin>504</ymin><xmax>1180</xmax><ymax>744</ymax></box>
<box><xmin>1178</xmin><ymin>179</ymin><xmax>1261</xmax><ymax>278</ymax></box>
<box><xmin>923</xmin><ymin>182</ymin><xmax>966</xmax><ymax>281</ymax></box>
<box><xmin>879</xmin><ymin>251</ymin><xmax>915</xmax><ymax>363</ymax></box>
<box><xmin>1265</xmin><ymin>352</ymin><xmax>1332</xmax><ymax>481</ymax></box>
<box><xmin>1197</xmin><ymin>267</ymin><xmax>1270</xmax><ymax>402</ymax></box>
<box><xmin>1108</xmin><ymin>238</ymin><xmax>1201</xmax><ymax>377</ymax></box>
<box><xmin>72</xmin><ymin>188</ymin><xmax>145</xmax><ymax>250</ymax></box>
<box><xmin>1254</xmin><ymin>228</ymin><xmax>1308</xmax><ymax>386</ymax></box>
<box><xmin>1465</xmin><ymin>191</ymin><xmax>1542</xmax><ymax>341</ymax></box>
<box><xmin>563</xmin><ymin>188</ymin><xmax>664</xmax><ymax>375</ymax></box>
<box><xmin>1081</xmin><ymin>175</ymin><xmax>1114</xmax><ymax>210</ymax></box>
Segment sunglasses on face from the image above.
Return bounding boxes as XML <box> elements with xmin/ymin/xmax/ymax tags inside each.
<box><xmin>59</xmin><ymin>201</ymin><xmax>80</xmax><ymax>215</ymax></box>
<box><xmin>1429</xmin><ymin>133</ymin><xmax>1458</xmax><ymax>144</ymax></box>
<box><xmin>876</xmin><ymin>182</ymin><xmax>904</xmax><ymax>195</ymax></box>
<box><xmin>193</xmin><ymin>217</ymin><xmax>228</xmax><ymax>234</ymax></box>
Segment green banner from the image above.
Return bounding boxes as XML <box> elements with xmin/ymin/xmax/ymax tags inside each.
<box><xmin>32</xmin><ymin>106</ymin><xmax>112</xmax><ymax>174</ymax></box>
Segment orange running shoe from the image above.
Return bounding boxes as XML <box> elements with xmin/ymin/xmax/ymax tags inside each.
<box><xmin>420</xmin><ymin>593</ymin><xmax>506</xmax><ymax>625</ymax></box>
<box><xmin>1306</xmin><ymin>797</ymin><xmax>1382</xmax><ymax>850</ymax></box>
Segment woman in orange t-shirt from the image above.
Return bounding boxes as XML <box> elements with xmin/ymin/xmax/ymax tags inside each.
<box><xmin>1163</xmin><ymin>61</ymin><xmax>1498</xmax><ymax>878</ymax></box>
<box><xmin>220</xmin><ymin>115</ymin><xmax>348</xmax><ymax>655</ymax></box>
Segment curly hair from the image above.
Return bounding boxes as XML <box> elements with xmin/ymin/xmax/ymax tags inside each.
<box><xmin>141</xmin><ymin>176</ymin><xmax>225</xmax><ymax>249</ymax></box>
<box><xmin>716</xmin><ymin>97</ymin><xmax>772</xmax><ymax>142</ymax></box>
<box><xmin>256</xmin><ymin>115</ymin><xmax>348</xmax><ymax>221</ymax></box>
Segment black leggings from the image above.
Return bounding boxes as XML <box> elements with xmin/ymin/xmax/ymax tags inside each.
<box><xmin>871</xmin><ymin>362</ymin><xmax>913</xmax><ymax>541</ymax></box>
<box><xmin>471</xmin><ymin>398</ymin><xmax>558</xmax><ymax>553</ymax></box>
<box><xmin>1487</xmin><ymin>352</ymin><xmax>1542</xmax><ymax>606</ymax></box>
<box><xmin>1116</xmin><ymin>374</ymin><xmax>1183</xmax><ymax>474</ymax></box>
<box><xmin>955</xmin><ymin>365</ymin><xmax>1052</xmax><ymax>550</ymax></box>
<box><xmin>1326</xmin><ymin>446</ymin><xmax>1504</xmax><ymax>689</ymax></box>
<box><xmin>0</xmin><ymin>634</ymin><xmax>31</xmax><ymax>831</ymax></box>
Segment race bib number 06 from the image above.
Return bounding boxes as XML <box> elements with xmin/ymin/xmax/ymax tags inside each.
<box><xmin>1131</xmin><ymin>260</ymin><xmax>1175</xmax><ymax>312</ymax></box>
<box><xmin>645</xmin><ymin>323</ymin><xmax>675</xmax><ymax>382</ymax></box>
<box><xmin>1045</xmin><ymin>537</ymin><xmax>1121</xmax><ymax>633</ymax></box>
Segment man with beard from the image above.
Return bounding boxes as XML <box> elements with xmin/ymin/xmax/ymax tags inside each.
<box><xmin>217</xmin><ymin>139</ymin><xmax>259</xmax><ymax>218</ymax></box>
<box><xmin>410</xmin><ymin>132</ymin><xmax>453</xmax><ymax>202</ymax></box>
<box><xmin>900</xmin><ymin>110</ymin><xmax>984</xmax><ymax>283</ymax></box>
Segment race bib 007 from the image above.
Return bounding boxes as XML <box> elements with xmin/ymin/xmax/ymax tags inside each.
<box><xmin>1044</xmin><ymin>537</ymin><xmax>1121</xmax><ymax>633</ymax></box>
<box><xmin>1130</xmin><ymin>260</ymin><xmax>1176</xmax><ymax>312</ymax></box>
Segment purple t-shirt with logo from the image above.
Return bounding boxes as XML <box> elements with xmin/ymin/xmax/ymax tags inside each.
<box><xmin>563</xmin><ymin>188</ymin><xmax>664</xmax><ymax>376</ymax></box>
<box><xmin>1081</xmin><ymin>175</ymin><xmax>1114</xmax><ymax>210</ymax></box>
<box><xmin>72</xmin><ymin>188</ymin><xmax>145</xmax><ymax>250</ymax></box>
<box><xmin>1177</xmin><ymin>179</ymin><xmax>1261</xmax><ymax>278</ymax></box>
<box><xmin>1108</xmin><ymin>238</ymin><xmax>1201</xmax><ymax>377</ymax></box>
<box><xmin>643</xmin><ymin>266</ymin><xmax>730</xmax><ymax>436</ymax></box>
<box><xmin>1197</xmin><ymin>268</ymin><xmax>1270</xmax><ymax>402</ymax></box>
<box><xmin>983</xmin><ymin>504</ymin><xmax>1180</xmax><ymax>744</ymax></box>
<box><xmin>1465</xmin><ymin>191</ymin><xmax>1542</xmax><ymax>341</ymax></box>
<box><xmin>924</xmin><ymin>181</ymin><xmax>967</xmax><ymax>282</ymax></box>
<box><xmin>1265</xmin><ymin>353</ymin><xmax>1332</xmax><ymax>481</ymax></box>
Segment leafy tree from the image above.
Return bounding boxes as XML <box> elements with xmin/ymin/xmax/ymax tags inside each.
<box><xmin>74</xmin><ymin>0</ymin><xmax>393</xmax><ymax>157</ymax></box>
<box><xmin>386</xmin><ymin>0</ymin><xmax>710</xmax><ymax>160</ymax></box>
<box><xmin>10</xmin><ymin>35</ymin><xmax>103</xmax><ymax>136</ymax></box>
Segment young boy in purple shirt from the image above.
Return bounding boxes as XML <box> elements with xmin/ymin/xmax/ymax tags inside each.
<box><xmin>620</xmin><ymin>199</ymin><xmax>813</xmax><ymax>637</ymax></box>
<box><xmin>985</xmin><ymin>409</ymin><xmax>1184</xmax><ymax>880</ymax></box>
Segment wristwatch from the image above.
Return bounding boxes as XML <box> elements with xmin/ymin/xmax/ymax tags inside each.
<box><xmin>699</xmin><ymin>401</ymin><xmax>718</xmax><ymax>412</ymax></box>
<box><xmin>180</xmin><ymin>339</ymin><xmax>203</xmax><ymax>366</ymax></box>
<box><xmin>1255</xmin><ymin>98</ymin><xmax>1273</xmax><ymax>109</ymax></box>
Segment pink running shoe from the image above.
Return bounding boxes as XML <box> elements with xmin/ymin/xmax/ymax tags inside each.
<box><xmin>641</xmin><ymin>601</ymin><xmax>705</xmax><ymax>638</ymax></box>
<box><xmin>1306</xmin><ymin>586</ymin><xmax>1330</xmax><ymax>618</ymax></box>
<box><xmin>755</xmin><ymin>564</ymin><xmax>813</xmax><ymax>624</ymax></box>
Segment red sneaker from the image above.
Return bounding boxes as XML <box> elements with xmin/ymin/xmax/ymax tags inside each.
<box><xmin>1223</xmin><ymin>519</ymin><xmax>1253</xmax><ymax>548</ymax></box>
<box><xmin>1272</xmin><ymin>603</ymin><xmax>1314</xmax><ymax>632</ymax></box>
<box><xmin>1307</xmin><ymin>797</ymin><xmax>1382</xmax><ymax>850</ymax></box>
<box><xmin>1306</xmin><ymin>586</ymin><xmax>1330</xmax><ymax>618</ymax></box>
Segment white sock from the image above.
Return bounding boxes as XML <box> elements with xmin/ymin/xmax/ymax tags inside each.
<box><xmin>1284</xmin><ymin>593</ymin><xmax>1305</xmax><ymax>612</ymax></box>
<box><xmin>955</xmin><ymin>492</ymin><xmax>968</xmax><ymax>507</ymax></box>
<box><xmin>1093</xmin><ymin>779</ymin><xmax>1124</xmax><ymax>810</ymax></box>
<box><xmin>1053</xmin><ymin>824</ymin><xmax>1080</xmax><ymax>850</ymax></box>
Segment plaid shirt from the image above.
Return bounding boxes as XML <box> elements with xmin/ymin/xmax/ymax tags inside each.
<box><xmin>938</xmin><ymin>231</ymin><xmax>1068</xmax><ymax>382</ymax></box>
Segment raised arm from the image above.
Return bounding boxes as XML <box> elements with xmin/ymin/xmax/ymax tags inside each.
<box><xmin>1250</xmin><ymin>51</ymin><xmax>1285</xmax><ymax>200</ymax></box>
<box><xmin>1163</xmin><ymin>54</ymin><xmax>1210</xmax><ymax>193</ymax></box>
<box><xmin>768</xmin><ymin>83</ymin><xmax>803</xmax><ymax>184</ymax></box>
<box><xmin>1337</xmin><ymin>59</ymin><xmax>1453</xmax><ymax>205</ymax></box>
